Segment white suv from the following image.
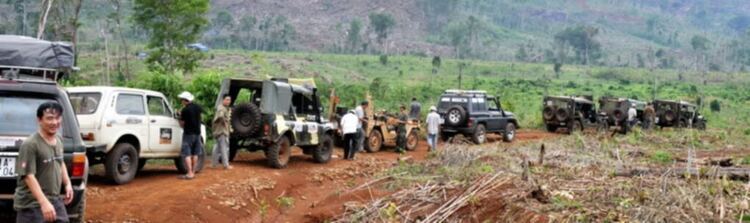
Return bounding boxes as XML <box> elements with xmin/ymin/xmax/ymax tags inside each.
<box><xmin>67</xmin><ymin>86</ymin><xmax>206</xmax><ymax>184</ymax></box>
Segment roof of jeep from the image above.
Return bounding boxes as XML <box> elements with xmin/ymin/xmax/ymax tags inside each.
<box><xmin>0</xmin><ymin>78</ymin><xmax>61</xmax><ymax>95</ymax></box>
<box><xmin>545</xmin><ymin>95</ymin><xmax>594</xmax><ymax>104</ymax></box>
<box><xmin>654</xmin><ymin>99</ymin><xmax>695</xmax><ymax>106</ymax></box>
<box><xmin>441</xmin><ymin>89</ymin><xmax>489</xmax><ymax>98</ymax></box>
<box><xmin>225</xmin><ymin>78</ymin><xmax>315</xmax><ymax>95</ymax></box>
<box><xmin>67</xmin><ymin>86</ymin><xmax>166</xmax><ymax>96</ymax></box>
<box><xmin>600</xmin><ymin>97</ymin><xmax>646</xmax><ymax>104</ymax></box>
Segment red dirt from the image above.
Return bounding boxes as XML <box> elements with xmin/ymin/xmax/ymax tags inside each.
<box><xmin>85</xmin><ymin>130</ymin><xmax>553</xmax><ymax>223</ymax></box>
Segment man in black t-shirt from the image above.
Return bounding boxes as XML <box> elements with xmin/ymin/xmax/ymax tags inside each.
<box><xmin>178</xmin><ymin>91</ymin><xmax>203</xmax><ymax>180</ymax></box>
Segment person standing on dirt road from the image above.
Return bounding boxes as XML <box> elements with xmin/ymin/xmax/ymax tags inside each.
<box><xmin>396</xmin><ymin>105</ymin><xmax>409</xmax><ymax>153</ymax></box>
<box><xmin>409</xmin><ymin>97</ymin><xmax>421</xmax><ymax>120</ymax></box>
<box><xmin>341</xmin><ymin>110</ymin><xmax>359</xmax><ymax>160</ymax></box>
<box><xmin>627</xmin><ymin>104</ymin><xmax>638</xmax><ymax>132</ymax></box>
<box><xmin>355</xmin><ymin>101</ymin><xmax>368</xmax><ymax>152</ymax></box>
<box><xmin>178</xmin><ymin>91</ymin><xmax>203</xmax><ymax>180</ymax></box>
<box><xmin>426</xmin><ymin>106</ymin><xmax>442</xmax><ymax>151</ymax></box>
<box><xmin>14</xmin><ymin>102</ymin><xmax>74</xmax><ymax>223</ymax></box>
<box><xmin>643</xmin><ymin>103</ymin><xmax>655</xmax><ymax>130</ymax></box>
<box><xmin>211</xmin><ymin>94</ymin><xmax>233</xmax><ymax>170</ymax></box>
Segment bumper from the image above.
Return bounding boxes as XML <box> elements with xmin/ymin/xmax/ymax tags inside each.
<box><xmin>441</xmin><ymin>126</ymin><xmax>476</xmax><ymax>135</ymax></box>
<box><xmin>0</xmin><ymin>186</ymin><xmax>85</xmax><ymax>215</ymax></box>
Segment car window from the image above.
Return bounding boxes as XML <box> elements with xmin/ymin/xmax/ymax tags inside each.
<box><xmin>488</xmin><ymin>99</ymin><xmax>499</xmax><ymax>110</ymax></box>
<box><xmin>69</xmin><ymin>92</ymin><xmax>101</xmax><ymax>115</ymax></box>
<box><xmin>471</xmin><ymin>98</ymin><xmax>486</xmax><ymax>111</ymax></box>
<box><xmin>116</xmin><ymin>94</ymin><xmax>145</xmax><ymax>115</ymax></box>
<box><xmin>0</xmin><ymin>96</ymin><xmax>56</xmax><ymax>136</ymax></box>
<box><xmin>147</xmin><ymin>96</ymin><xmax>171</xmax><ymax>117</ymax></box>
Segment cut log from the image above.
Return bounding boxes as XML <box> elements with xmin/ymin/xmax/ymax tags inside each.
<box><xmin>614</xmin><ymin>166</ymin><xmax>750</xmax><ymax>181</ymax></box>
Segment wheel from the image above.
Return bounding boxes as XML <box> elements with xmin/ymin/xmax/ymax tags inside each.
<box><xmin>446</xmin><ymin>105</ymin><xmax>467</xmax><ymax>126</ymax></box>
<box><xmin>695</xmin><ymin>120</ymin><xmax>706</xmax><ymax>130</ymax></box>
<box><xmin>266</xmin><ymin>136</ymin><xmax>291</xmax><ymax>168</ymax></box>
<box><xmin>228</xmin><ymin>138</ymin><xmax>239</xmax><ymax>162</ymax></box>
<box><xmin>312</xmin><ymin>134</ymin><xmax>333</xmax><ymax>163</ymax></box>
<box><xmin>406</xmin><ymin>130</ymin><xmax>419</xmax><ymax>151</ymax></box>
<box><xmin>556</xmin><ymin>108</ymin><xmax>569</xmax><ymax>122</ymax></box>
<box><xmin>545</xmin><ymin>124</ymin><xmax>558</xmax><ymax>133</ymax></box>
<box><xmin>567</xmin><ymin>121</ymin><xmax>582</xmax><ymax>134</ymax></box>
<box><xmin>365</xmin><ymin>129</ymin><xmax>383</xmax><ymax>153</ymax></box>
<box><xmin>232</xmin><ymin>103</ymin><xmax>263</xmax><ymax>137</ymax></box>
<box><xmin>68</xmin><ymin>191</ymin><xmax>86</xmax><ymax>223</ymax></box>
<box><xmin>472</xmin><ymin>124</ymin><xmax>487</xmax><ymax>144</ymax></box>
<box><xmin>174</xmin><ymin>149</ymin><xmax>206</xmax><ymax>174</ymax></box>
<box><xmin>105</xmin><ymin>143</ymin><xmax>139</xmax><ymax>185</ymax></box>
<box><xmin>503</xmin><ymin>123</ymin><xmax>516</xmax><ymax>142</ymax></box>
<box><xmin>137</xmin><ymin>158</ymin><xmax>147</xmax><ymax>173</ymax></box>
<box><xmin>440</xmin><ymin>132</ymin><xmax>454</xmax><ymax>142</ymax></box>
<box><xmin>542</xmin><ymin>106</ymin><xmax>555</xmax><ymax>120</ymax></box>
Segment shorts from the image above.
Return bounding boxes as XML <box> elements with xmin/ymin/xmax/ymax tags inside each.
<box><xmin>181</xmin><ymin>134</ymin><xmax>204</xmax><ymax>156</ymax></box>
<box><xmin>16</xmin><ymin>197</ymin><xmax>69</xmax><ymax>223</ymax></box>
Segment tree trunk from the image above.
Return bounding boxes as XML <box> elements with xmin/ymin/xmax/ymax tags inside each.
<box><xmin>37</xmin><ymin>0</ymin><xmax>55</xmax><ymax>39</ymax></box>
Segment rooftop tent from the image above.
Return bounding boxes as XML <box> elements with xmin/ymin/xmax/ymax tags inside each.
<box><xmin>0</xmin><ymin>35</ymin><xmax>75</xmax><ymax>70</ymax></box>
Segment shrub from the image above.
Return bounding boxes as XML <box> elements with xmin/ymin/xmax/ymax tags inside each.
<box><xmin>379</xmin><ymin>54</ymin><xmax>388</xmax><ymax>65</ymax></box>
<box><xmin>710</xmin><ymin>99</ymin><xmax>721</xmax><ymax>112</ymax></box>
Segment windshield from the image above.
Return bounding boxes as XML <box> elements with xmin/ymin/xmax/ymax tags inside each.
<box><xmin>70</xmin><ymin>92</ymin><xmax>102</xmax><ymax>115</ymax></box>
<box><xmin>0</xmin><ymin>96</ymin><xmax>56</xmax><ymax>136</ymax></box>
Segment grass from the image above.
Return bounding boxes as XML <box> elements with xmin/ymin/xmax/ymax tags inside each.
<box><xmin>649</xmin><ymin>150</ymin><xmax>673</xmax><ymax>164</ymax></box>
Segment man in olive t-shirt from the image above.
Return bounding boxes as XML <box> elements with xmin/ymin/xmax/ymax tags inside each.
<box><xmin>14</xmin><ymin>102</ymin><xmax>74</xmax><ymax>223</ymax></box>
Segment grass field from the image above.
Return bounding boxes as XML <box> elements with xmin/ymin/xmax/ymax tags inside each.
<box><xmin>74</xmin><ymin>50</ymin><xmax>750</xmax><ymax>140</ymax></box>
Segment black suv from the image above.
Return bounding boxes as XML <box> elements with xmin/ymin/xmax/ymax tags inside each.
<box><xmin>653</xmin><ymin>99</ymin><xmax>706</xmax><ymax>130</ymax></box>
<box><xmin>216</xmin><ymin>77</ymin><xmax>336</xmax><ymax>168</ymax></box>
<box><xmin>437</xmin><ymin>90</ymin><xmax>518</xmax><ymax>144</ymax></box>
<box><xmin>0</xmin><ymin>35</ymin><xmax>88</xmax><ymax>222</ymax></box>
<box><xmin>542</xmin><ymin>95</ymin><xmax>601</xmax><ymax>134</ymax></box>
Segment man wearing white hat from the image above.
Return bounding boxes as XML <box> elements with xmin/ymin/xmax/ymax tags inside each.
<box><xmin>425</xmin><ymin>106</ymin><xmax>442</xmax><ymax>151</ymax></box>
<box><xmin>178</xmin><ymin>91</ymin><xmax>203</xmax><ymax>179</ymax></box>
<box><xmin>626</xmin><ymin>103</ymin><xmax>638</xmax><ymax>133</ymax></box>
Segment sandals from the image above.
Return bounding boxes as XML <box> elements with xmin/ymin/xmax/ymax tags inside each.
<box><xmin>178</xmin><ymin>175</ymin><xmax>195</xmax><ymax>180</ymax></box>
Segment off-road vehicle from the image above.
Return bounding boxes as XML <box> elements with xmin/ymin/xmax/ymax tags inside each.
<box><xmin>217</xmin><ymin>78</ymin><xmax>336</xmax><ymax>168</ymax></box>
<box><xmin>67</xmin><ymin>86</ymin><xmax>207</xmax><ymax>185</ymax></box>
<box><xmin>361</xmin><ymin>95</ymin><xmax>420</xmax><ymax>152</ymax></box>
<box><xmin>653</xmin><ymin>99</ymin><xmax>706</xmax><ymax>130</ymax></box>
<box><xmin>437</xmin><ymin>90</ymin><xmax>518</xmax><ymax>144</ymax></box>
<box><xmin>542</xmin><ymin>95</ymin><xmax>601</xmax><ymax>134</ymax></box>
<box><xmin>0</xmin><ymin>35</ymin><xmax>88</xmax><ymax>222</ymax></box>
<box><xmin>598</xmin><ymin>97</ymin><xmax>646</xmax><ymax>132</ymax></box>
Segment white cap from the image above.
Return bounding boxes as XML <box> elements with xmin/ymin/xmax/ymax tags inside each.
<box><xmin>430</xmin><ymin>106</ymin><xmax>437</xmax><ymax>111</ymax></box>
<box><xmin>178</xmin><ymin>91</ymin><xmax>194</xmax><ymax>102</ymax></box>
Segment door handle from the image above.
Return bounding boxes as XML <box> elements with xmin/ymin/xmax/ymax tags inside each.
<box><xmin>151</xmin><ymin>119</ymin><xmax>157</xmax><ymax>123</ymax></box>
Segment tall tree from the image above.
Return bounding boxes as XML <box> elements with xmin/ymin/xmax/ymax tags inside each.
<box><xmin>554</xmin><ymin>26</ymin><xmax>602</xmax><ymax>65</ymax></box>
<box><xmin>368</xmin><ymin>12</ymin><xmax>396</xmax><ymax>53</ymax></box>
<box><xmin>133</xmin><ymin>0</ymin><xmax>209</xmax><ymax>73</ymax></box>
<box><xmin>347</xmin><ymin>19</ymin><xmax>362</xmax><ymax>53</ymax></box>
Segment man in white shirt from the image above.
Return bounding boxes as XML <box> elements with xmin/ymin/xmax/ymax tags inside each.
<box><xmin>425</xmin><ymin>106</ymin><xmax>442</xmax><ymax>151</ymax></box>
<box><xmin>627</xmin><ymin>104</ymin><xmax>638</xmax><ymax>132</ymax></box>
<box><xmin>354</xmin><ymin>101</ymin><xmax>368</xmax><ymax>152</ymax></box>
<box><xmin>340</xmin><ymin>110</ymin><xmax>359</xmax><ymax>160</ymax></box>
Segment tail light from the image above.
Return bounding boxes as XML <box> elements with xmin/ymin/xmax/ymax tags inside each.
<box><xmin>264</xmin><ymin>124</ymin><xmax>270</xmax><ymax>136</ymax></box>
<box><xmin>467</xmin><ymin>118</ymin><xmax>473</xmax><ymax>128</ymax></box>
<box><xmin>71</xmin><ymin>153</ymin><xmax>86</xmax><ymax>178</ymax></box>
<box><xmin>81</xmin><ymin>132</ymin><xmax>95</xmax><ymax>141</ymax></box>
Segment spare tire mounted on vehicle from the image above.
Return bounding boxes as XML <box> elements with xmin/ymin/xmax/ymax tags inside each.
<box><xmin>232</xmin><ymin>103</ymin><xmax>263</xmax><ymax>137</ymax></box>
<box><xmin>446</xmin><ymin>105</ymin><xmax>467</xmax><ymax>126</ymax></box>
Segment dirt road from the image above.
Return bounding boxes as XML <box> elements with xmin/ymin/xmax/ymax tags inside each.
<box><xmin>85</xmin><ymin>130</ymin><xmax>555</xmax><ymax>223</ymax></box>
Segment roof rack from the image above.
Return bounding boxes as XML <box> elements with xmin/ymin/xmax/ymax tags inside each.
<box><xmin>444</xmin><ymin>89</ymin><xmax>487</xmax><ymax>96</ymax></box>
<box><xmin>0</xmin><ymin>66</ymin><xmax>63</xmax><ymax>83</ymax></box>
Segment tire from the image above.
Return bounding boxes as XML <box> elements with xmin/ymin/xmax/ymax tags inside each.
<box><xmin>440</xmin><ymin>132</ymin><xmax>454</xmax><ymax>142</ymax></box>
<box><xmin>228</xmin><ymin>138</ymin><xmax>239</xmax><ymax>162</ymax></box>
<box><xmin>406</xmin><ymin>130</ymin><xmax>419</xmax><ymax>151</ymax></box>
<box><xmin>365</xmin><ymin>129</ymin><xmax>383</xmax><ymax>153</ymax></box>
<box><xmin>472</xmin><ymin>124</ymin><xmax>487</xmax><ymax>144</ymax></box>
<box><xmin>312</xmin><ymin>134</ymin><xmax>333</xmax><ymax>163</ymax></box>
<box><xmin>556</xmin><ymin>108</ymin><xmax>569</xmax><ymax>122</ymax></box>
<box><xmin>68</xmin><ymin>191</ymin><xmax>86</xmax><ymax>223</ymax></box>
<box><xmin>545</xmin><ymin>124</ymin><xmax>558</xmax><ymax>133</ymax></box>
<box><xmin>695</xmin><ymin>120</ymin><xmax>706</xmax><ymax>130</ymax></box>
<box><xmin>542</xmin><ymin>106</ymin><xmax>555</xmax><ymax>120</ymax></box>
<box><xmin>137</xmin><ymin>158</ymin><xmax>147</xmax><ymax>173</ymax></box>
<box><xmin>232</xmin><ymin>103</ymin><xmax>263</xmax><ymax>137</ymax></box>
<box><xmin>105</xmin><ymin>143</ymin><xmax>139</xmax><ymax>185</ymax></box>
<box><xmin>175</xmin><ymin>151</ymin><xmax>206</xmax><ymax>174</ymax></box>
<box><xmin>446</xmin><ymin>106</ymin><xmax>467</xmax><ymax>126</ymax></box>
<box><xmin>266</xmin><ymin>136</ymin><xmax>292</xmax><ymax>168</ymax></box>
<box><xmin>567</xmin><ymin>121</ymin><xmax>582</xmax><ymax>134</ymax></box>
<box><xmin>503</xmin><ymin>123</ymin><xmax>516</xmax><ymax>142</ymax></box>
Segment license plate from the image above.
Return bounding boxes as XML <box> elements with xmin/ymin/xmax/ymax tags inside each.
<box><xmin>0</xmin><ymin>157</ymin><xmax>16</xmax><ymax>177</ymax></box>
